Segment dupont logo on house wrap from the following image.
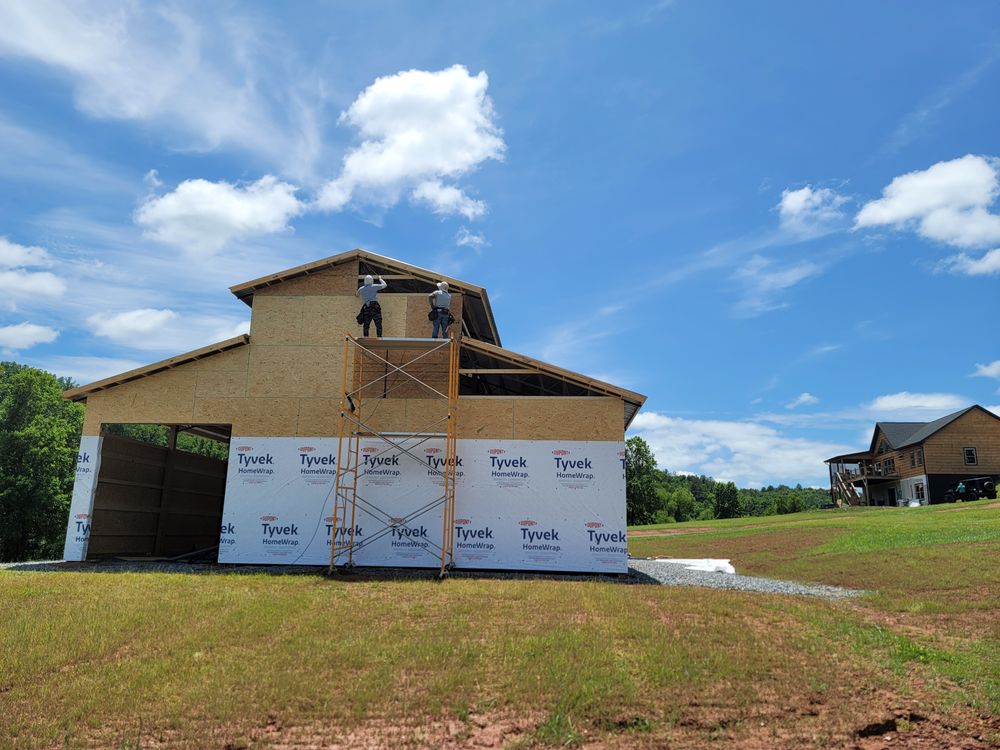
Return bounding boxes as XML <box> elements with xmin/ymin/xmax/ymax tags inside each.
<box><xmin>552</xmin><ymin>448</ymin><xmax>595</xmax><ymax>488</ymax></box>
<box><xmin>298</xmin><ymin>445</ymin><xmax>336</xmax><ymax>483</ymax></box>
<box><xmin>585</xmin><ymin>519</ymin><xmax>626</xmax><ymax>554</ymax></box>
<box><xmin>488</xmin><ymin>446</ymin><xmax>528</xmax><ymax>487</ymax></box>
<box><xmin>324</xmin><ymin>515</ymin><xmax>362</xmax><ymax>545</ymax></box>
<box><xmin>235</xmin><ymin>445</ymin><xmax>276</xmax><ymax>482</ymax></box>
<box><xmin>454</xmin><ymin>516</ymin><xmax>495</xmax><ymax>550</ymax></box>
<box><xmin>518</xmin><ymin>518</ymin><xmax>561</xmax><ymax>552</ymax></box>
<box><xmin>259</xmin><ymin>514</ymin><xmax>299</xmax><ymax>546</ymax></box>
<box><xmin>425</xmin><ymin>446</ymin><xmax>463</xmax><ymax>481</ymax></box>
<box><xmin>361</xmin><ymin>447</ymin><xmax>401</xmax><ymax>483</ymax></box>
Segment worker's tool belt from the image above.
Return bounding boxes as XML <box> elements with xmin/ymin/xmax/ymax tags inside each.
<box><xmin>357</xmin><ymin>301</ymin><xmax>382</xmax><ymax>325</ymax></box>
<box><xmin>427</xmin><ymin>307</ymin><xmax>454</xmax><ymax>324</ymax></box>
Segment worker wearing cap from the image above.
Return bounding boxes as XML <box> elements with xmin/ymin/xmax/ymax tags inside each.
<box><xmin>356</xmin><ymin>274</ymin><xmax>387</xmax><ymax>337</ymax></box>
<box><xmin>427</xmin><ymin>281</ymin><xmax>453</xmax><ymax>339</ymax></box>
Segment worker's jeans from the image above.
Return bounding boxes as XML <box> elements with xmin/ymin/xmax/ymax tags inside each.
<box><xmin>432</xmin><ymin>311</ymin><xmax>447</xmax><ymax>338</ymax></box>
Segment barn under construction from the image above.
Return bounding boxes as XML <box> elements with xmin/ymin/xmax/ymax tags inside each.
<box><xmin>63</xmin><ymin>250</ymin><xmax>645</xmax><ymax>573</ymax></box>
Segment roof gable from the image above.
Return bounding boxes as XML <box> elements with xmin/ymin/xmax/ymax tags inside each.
<box><xmin>229</xmin><ymin>248</ymin><xmax>500</xmax><ymax>345</ymax></box>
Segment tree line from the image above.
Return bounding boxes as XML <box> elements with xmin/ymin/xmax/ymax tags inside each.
<box><xmin>624</xmin><ymin>435</ymin><xmax>830</xmax><ymax>525</ymax></box>
<box><xmin>0</xmin><ymin>362</ymin><xmax>226</xmax><ymax>562</ymax></box>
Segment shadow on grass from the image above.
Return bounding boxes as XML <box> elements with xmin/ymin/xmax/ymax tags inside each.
<box><xmin>3</xmin><ymin>559</ymin><xmax>663</xmax><ymax>585</ymax></box>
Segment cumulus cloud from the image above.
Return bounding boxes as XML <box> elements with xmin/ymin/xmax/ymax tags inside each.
<box><xmin>973</xmin><ymin>360</ymin><xmax>1000</xmax><ymax>379</ymax></box>
<box><xmin>856</xmin><ymin>154</ymin><xmax>1000</xmax><ymax>248</ymax></box>
<box><xmin>778</xmin><ymin>186</ymin><xmax>848</xmax><ymax>237</ymax></box>
<box><xmin>0</xmin><ymin>322</ymin><xmax>59</xmax><ymax>350</ymax></box>
<box><xmin>0</xmin><ymin>237</ymin><xmax>52</xmax><ymax>268</ymax></box>
<box><xmin>0</xmin><ymin>269</ymin><xmax>67</xmax><ymax>302</ymax></box>
<box><xmin>0</xmin><ymin>2</ymin><xmax>323</xmax><ymax>178</ymax></box>
<box><xmin>87</xmin><ymin>307</ymin><xmax>251</xmax><ymax>352</ymax></box>
<box><xmin>629</xmin><ymin>411</ymin><xmax>850</xmax><ymax>487</ymax></box>
<box><xmin>938</xmin><ymin>247</ymin><xmax>1000</xmax><ymax>276</ymax></box>
<box><xmin>316</xmin><ymin>65</ymin><xmax>504</xmax><ymax>217</ymax></box>
<box><xmin>786</xmin><ymin>392</ymin><xmax>819</xmax><ymax>409</ymax></box>
<box><xmin>135</xmin><ymin>175</ymin><xmax>303</xmax><ymax>253</ymax></box>
<box><xmin>412</xmin><ymin>180</ymin><xmax>486</xmax><ymax>220</ymax></box>
<box><xmin>455</xmin><ymin>226</ymin><xmax>488</xmax><ymax>250</ymax></box>
<box><xmin>88</xmin><ymin>308</ymin><xmax>178</xmax><ymax>342</ymax></box>
<box><xmin>865</xmin><ymin>391</ymin><xmax>968</xmax><ymax>417</ymax></box>
<box><xmin>732</xmin><ymin>254</ymin><xmax>823</xmax><ymax>316</ymax></box>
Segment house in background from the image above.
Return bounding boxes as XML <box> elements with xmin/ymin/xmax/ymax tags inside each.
<box><xmin>826</xmin><ymin>405</ymin><xmax>1000</xmax><ymax>506</ymax></box>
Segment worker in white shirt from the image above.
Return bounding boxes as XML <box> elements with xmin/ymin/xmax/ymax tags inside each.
<box><xmin>356</xmin><ymin>274</ymin><xmax>387</xmax><ymax>337</ymax></box>
<box><xmin>427</xmin><ymin>281</ymin><xmax>453</xmax><ymax>339</ymax></box>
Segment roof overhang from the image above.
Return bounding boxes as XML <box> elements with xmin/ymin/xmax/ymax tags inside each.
<box><xmin>228</xmin><ymin>249</ymin><xmax>501</xmax><ymax>346</ymax></box>
<box><xmin>460</xmin><ymin>338</ymin><xmax>646</xmax><ymax>430</ymax></box>
<box><xmin>825</xmin><ymin>450</ymin><xmax>871</xmax><ymax>464</ymax></box>
<box><xmin>64</xmin><ymin>335</ymin><xmax>250</xmax><ymax>402</ymax></box>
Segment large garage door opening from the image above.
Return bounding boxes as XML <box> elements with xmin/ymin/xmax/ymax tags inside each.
<box><xmin>86</xmin><ymin>424</ymin><xmax>231</xmax><ymax>560</ymax></box>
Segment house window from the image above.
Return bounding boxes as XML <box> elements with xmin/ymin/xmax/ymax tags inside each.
<box><xmin>916</xmin><ymin>448</ymin><xmax>924</xmax><ymax>466</ymax></box>
<box><xmin>909</xmin><ymin>451</ymin><xmax>916</xmax><ymax>468</ymax></box>
<box><xmin>964</xmin><ymin>447</ymin><xmax>978</xmax><ymax>466</ymax></box>
<box><xmin>914</xmin><ymin>483</ymin><xmax>925</xmax><ymax>500</ymax></box>
<box><xmin>877</xmin><ymin>439</ymin><xmax>889</xmax><ymax>456</ymax></box>
<box><xmin>884</xmin><ymin>458</ymin><xmax>896</xmax><ymax>474</ymax></box>
<box><xmin>874</xmin><ymin>461</ymin><xmax>882</xmax><ymax>475</ymax></box>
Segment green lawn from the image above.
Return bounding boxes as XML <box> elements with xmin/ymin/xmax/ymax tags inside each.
<box><xmin>1</xmin><ymin>502</ymin><xmax>997</xmax><ymax>748</ymax></box>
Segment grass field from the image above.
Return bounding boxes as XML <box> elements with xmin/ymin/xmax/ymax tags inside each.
<box><xmin>2</xmin><ymin>502</ymin><xmax>998</xmax><ymax>748</ymax></box>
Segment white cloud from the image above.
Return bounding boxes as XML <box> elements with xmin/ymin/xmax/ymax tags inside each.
<box><xmin>732</xmin><ymin>254</ymin><xmax>823</xmax><ymax>315</ymax></box>
<box><xmin>855</xmin><ymin>155</ymin><xmax>1000</xmax><ymax>248</ymax></box>
<box><xmin>0</xmin><ymin>2</ymin><xmax>323</xmax><ymax>178</ymax></box>
<box><xmin>938</xmin><ymin>247</ymin><xmax>1000</xmax><ymax>276</ymax></box>
<box><xmin>987</xmin><ymin>405</ymin><xmax>1000</xmax><ymax>417</ymax></box>
<box><xmin>865</xmin><ymin>391</ymin><xmax>968</xmax><ymax>417</ymax></box>
<box><xmin>0</xmin><ymin>269</ymin><xmax>67</xmax><ymax>301</ymax></box>
<box><xmin>0</xmin><ymin>237</ymin><xmax>53</xmax><ymax>268</ymax></box>
<box><xmin>629</xmin><ymin>411</ymin><xmax>850</xmax><ymax>487</ymax></box>
<box><xmin>786</xmin><ymin>392</ymin><xmax>819</xmax><ymax>409</ymax></box>
<box><xmin>86</xmin><ymin>307</ymin><xmax>249</xmax><ymax>353</ymax></box>
<box><xmin>973</xmin><ymin>360</ymin><xmax>1000</xmax><ymax>379</ymax></box>
<box><xmin>316</xmin><ymin>65</ymin><xmax>504</xmax><ymax>216</ymax></box>
<box><xmin>88</xmin><ymin>308</ymin><xmax>178</xmax><ymax>342</ymax></box>
<box><xmin>412</xmin><ymin>180</ymin><xmax>486</xmax><ymax>220</ymax></box>
<box><xmin>0</xmin><ymin>322</ymin><xmax>58</xmax><ymax>350</ymax></box>
<box><xmin>778</xmin><ymin>186</ymin><xmax>848</xmax><ymax>237</ymax></box>
<box><xmin>455</xmin><ymin>226</ymin><xmax>488</xmax><ymax>250</ymax></box>
<box><xmin>135</xmin><ymin>176</ymin><xmax>303</xmax><ymax>253</ymax></box>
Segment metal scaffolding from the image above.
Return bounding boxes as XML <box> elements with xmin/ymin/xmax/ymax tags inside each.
<box><xmin>328</xmin><ymin>334</ymin><xmax>460</xmax><ymax>576</ymax></box>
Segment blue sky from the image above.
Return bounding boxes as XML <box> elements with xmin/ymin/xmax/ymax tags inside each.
<box><xmin>0</xmin><ymin>1</ymin><xmax>998</xmax><ymax>487</ymax></box>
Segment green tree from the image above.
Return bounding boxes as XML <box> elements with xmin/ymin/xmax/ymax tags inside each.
<box><xmin>714</xmin><ymin>481</ymin><xmax>740</xmax><ymax>519</ymax></box>
<box><xmin>0</xmin><ymin>363</ymin><xmax>84</xmax><ymax>561</ymax></box>
<box><xmin>625</xmin><ymin>436</ymin><xmax>659</xmax><ymax>525</ymax></box>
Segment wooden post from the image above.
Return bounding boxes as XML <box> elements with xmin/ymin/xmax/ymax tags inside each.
<box><xmin>153</xmin><ymin>426</ymin><xmax>178</xmax><ymax>556</ymax></box>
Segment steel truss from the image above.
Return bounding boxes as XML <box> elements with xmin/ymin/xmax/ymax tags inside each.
<box><xmin>328</xmin><ymin>334</ymin><xmax>460</xmax><ymax>576</ymax></box>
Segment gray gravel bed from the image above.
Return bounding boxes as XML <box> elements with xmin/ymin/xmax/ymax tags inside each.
<box><xmin>629</xmin><ymin>558</ymin><xmax>864</xmax><ymax>600</ymax></box>
<box><xmin>2</xmin><ymin>558</ymin><xmax>864</xmax><ymax>600</ymax></box>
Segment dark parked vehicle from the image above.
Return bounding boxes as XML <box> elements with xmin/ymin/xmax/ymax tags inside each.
<box><xmin>943</xmin><ymin>476</ymin><xmax>998</xmax><ymax>502</ymax></box>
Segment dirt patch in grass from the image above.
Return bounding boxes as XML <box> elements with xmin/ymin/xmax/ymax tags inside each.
<box><xmin>628</xmin><ymin>526</ymin><xmax>714</xmax><ymax>537</ymax></box>
<box><xmin>629</xmin><ymin>528</ymin><xmax>839</xmax><ymax>574</ymax></box>
<box><xmin>942</xmin><ymin>501</ymin><xmax>1000</xmax><ymax>511</ymax></box>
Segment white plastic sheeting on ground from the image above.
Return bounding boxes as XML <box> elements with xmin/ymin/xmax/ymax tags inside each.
<box><xmin>652</xmin><ymin>558</ymin><xmax>736</xmax><ymax>574</ymax></box>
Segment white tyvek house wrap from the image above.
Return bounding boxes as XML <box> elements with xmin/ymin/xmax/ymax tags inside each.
<box><xmin>62</xmin><ymin>435</ymin><xmax>103</xmax><ymax>561</ymax></box>
<box><xmin>217</xmin><ymin>437</ymin><xmax>627</xmax><ymax>573</ymax></box>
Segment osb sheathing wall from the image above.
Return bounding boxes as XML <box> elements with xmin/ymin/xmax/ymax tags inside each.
<box><xmin>80</xmin><ymin>259</ymin><xmax>621</xmax><ymax>441</ymax></box>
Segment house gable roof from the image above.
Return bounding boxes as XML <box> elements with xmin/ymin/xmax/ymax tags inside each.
<box><xmin>64</xmin><ymin>335</ymin><xmax>250</xmax><ymax>402</ymax></box>
<box><xmin>830</xmin><ymin>405</ymin><xmax>997</xmax><ymax>463</ymax></box>
<box><xmin>229</xmin><ymin>248</ymin><xmax>501</xmax><ymax>345</ymax></box>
